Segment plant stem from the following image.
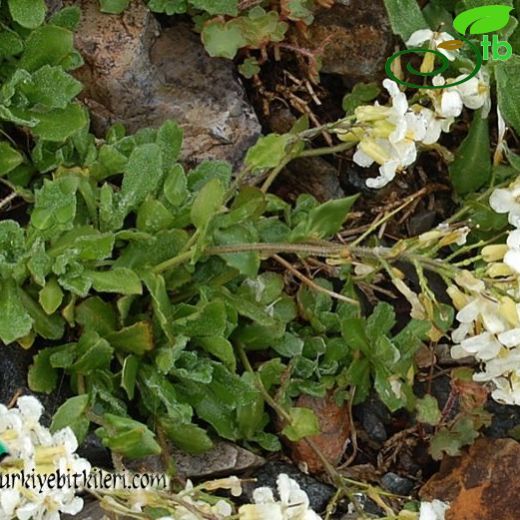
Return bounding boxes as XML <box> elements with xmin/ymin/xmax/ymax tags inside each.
<box><xmin>273</xmin><ymin>254</ymin><xmax>359</xmax><ymax>305</ymax></box>
<box><xmin>298</xmin><ymin>141</ymin><xmax>356</xmax><ymax>158</ymax></box>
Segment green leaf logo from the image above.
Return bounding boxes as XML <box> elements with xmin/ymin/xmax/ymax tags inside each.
<box><xmin>0</xmin><ymin>440</ymin><xmax>9</xmax><ymax>460</ymax></box>
<box><xmin>453</xmin><ymin>5</ymin><xmax>514</xmax><ymax>35</ymax></box>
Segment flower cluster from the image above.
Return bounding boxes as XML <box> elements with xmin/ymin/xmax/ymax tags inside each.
<box><xmin>448</xmin><ymin>262</ymin><xmax>520</xmax><ymax>405</ymax></box>
<box><xmin>335</xmin><ymin>30</ymin><xmax>490</xmax><ymax>189</ymax></box>
<box><xmin>0</xmin><ymin>396</ymin><xmax>90</xmax><ymax>520</ymax></box>
<box><xmin>239</xmin><ymin>473</ymin><xmax>321</xmax><ymax>520</ymax></box>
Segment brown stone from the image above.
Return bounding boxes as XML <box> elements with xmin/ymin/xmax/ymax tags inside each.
<box><xmin>301</xmin><ymin>0</ymin><xmax>394</xmax><ymax>82</ymax></box>
<box><xmin>420</xmin><ymin>438</ymin><xmax>520</xmax><ymax>520</ymax></box>
<box><xmin>66</xmin><ymin>1</ymin><xmax>260</xmax><ymax>167</ymax></box>
<box><xmin>285</xmin><ymin>393</ymin><xmax>350</xmax><ymax>474</ymax></box>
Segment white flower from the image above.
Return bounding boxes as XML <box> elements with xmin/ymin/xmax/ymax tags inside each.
<box><xmin>490</xmin><ymin>374</ymin><xmax>520</xmax><ymax>405</ymax></box>
<box><xmin>352</xmin><ymin>79</ymin><xmax>428</xmax><ymax>189</ymax></box>
<box><xmin>0</xmin><ymin>396</ymin><xmax>90</xmax><ymax>520</ymax></box>
<box><xmin>419</xmin><ymin>76</ymin><xmax>463</xmax><ymax>145</ymax></box>
<box><xmin>490</xmin><ymin>180</ymin><xmax>520</xmax><ymax>228</ymax></box>
<box><xmin>504</xmin><ymin>230</ymin><xmax>520</xmax><ymax>274</ymax></box>
<box><xmin>419</xmin><ymin>500</ymin><xmax>450</xmax><ymax>520</ymax></box>
<box><xmin>406</xmin><ymin>29</ymin><xmax>458</xmax><ymax>61</ymax></box>
<box><xmin>239</xmin><ymin>474</ymin><xmax>322</xmax><ymax>520</ymax></box>
<box><xmin>452</xmin><ymin>70</ymin><xmax>491</xmax><ymax>117</ymax></box>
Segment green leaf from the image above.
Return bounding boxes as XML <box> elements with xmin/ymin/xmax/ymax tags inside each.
<box><xmin>118</xmin><ymin>143</ymin><xmax>164</xmax><ymax>216</ymax></box>
<box><xmin>272</xmin><ymin>332</ymin><xmax>304</xmax><ymax>357</ymax></box>
<box><xmin>31</xmin><ymin>176</ymin><xmax>78</xmax><ymax>232</ymax></box>
<box><xmin>0</xmin><ymin>31</ymin><xmax>24</xmax><ymax>58</ymax></box>
<box><xmin>0</xmin><ymin>280</ymin><xmax>33</xmax><ymax>344</ymax></box>
<box><xmin>196</xmin><ymin>336</ymin><xmax>236</xmax><ymax>372</ymax></box>
<box><xmin>416</xmin><ymin>395</ymin><xmax>442</xmax><ymax>426</ymax></box>
<box><xmin>87</xmin><ymin>267</ymin><xmax>142</xmax><ymax>295</ymax></box>
<box><xmin>496</xmin><ymin>55</ymin><xmax>520</xmax><ymax>135</ymax></box>
<box><xmin>342</xmin><ymin>83</ymin><xmax>381</xmax><ymax>114</ymax></box>
<box><xmin>23</xmin><ymin>103</ymin><xmax>88</xmax><ymax>142</ymax></box>
<box><xmin>51</xmin><ymin>395</ymin><xmax>90</xmax><ymax>444</ymax></box>
<box><xmin>99</xmin><ymin>0</ymin><xmax>131</xmax><ymax>14</ymax></box>
<box><xmin>121</xmin><ymin>355</ymin><xmax>139</xmax><ymax>399</ymax></box>
<box><xmin>202</xmin><ymin>20</ymin><xmax>247</xmax><ymax>59</ymax></box>
<box><xmin>188</xmin><ymin>161</ymin><xmax>232</xmax><ymax>192</ymax></box>
<box><xmin>19</xmin><ymin>289</ymin><xmax>65</xmax><ymax>340</ymax></box>
<box><xmin>163</xmin><ymin>164</ymin><xmax>188</xmax><ymax>206</ymax></box>
<box><xmin>49</xmin><ymin>6</ymin><xmax>82</xmax><ymax>30</ymax></box>
<box><xmin>191</xmin><ymin>177</ymin><xmax>224</xmax><ymax>230</ymax></box>
<box><xmin>190</xmin><ymin>0</ymin><xmax>238</xmax><ymax>15</ymax></box>
<box><xmin>214</xmin><ymin>224</ymin><xmax>260</xmax><ymax>277</ymax></box>
<box><xmin>76</xmin><ymin>297</ymin><xmax>117</xmax><ymax>336</ymax></box>
<box><xmin>282</xmin><ymin>407</ymin><xmax>320</xmax><ymax>442</ymax></box>
<box><xmin>19</xmin><ymin>25</ymin><xmax>74</xmax><ymax>72</ymax></box>
<box><xmin>235</xmin><ymin>7</ymin><xmax>288</xmax><ymax>47</ymax></box>
<box><xmin>96</xmin><ymin>414</ymin><xmax>161</xmax><ymax>459</ymax></box>
<box><xmin>156</xmin><ymin>120</ymin><xmax>183</xmax><ymax>169</ymax></box>
<box><xmin>453</xmin><ymin>5</ymin><xmax>513</xmax><ymax>34</ymax></box>
<box><xmin>39</xmin><ymin>277</ymin><xmax>64</xmax><ymax>315</ymax></box>
<box><xmin>284</xmin><ymin>0</ymin><xmax>314</xmax><ymax>23</ymax></box>
<box><xmin>8</xmin><ymin>0</ymin><xmax>46</xmax><ymax>29</ymax></box>
<box><xmin>383</xmin><ymin>0</ymin><xmax>428</xmax><ymax>40</ymax></box>
<box><xmin>72</xmin><ymin>331</ymin><xmax>114</xmax><ymax>373</ymax></box>
<box><xmin>0</xmin><ymin>142</ymin><xmax>23</xmax><ymax>176</ymax></box>
<box><xmin>245</xmin><ymin>134</ymin><xmax>291</xmax><ymax>172</ymax></box>
<box><xmin>290</xmin><ymin>195</ymin><xmax>358</xmax><ymax>241</ymax></box>
<box><xmin>28</xmin><ymin>347</ymin><xmax>61</xmax><ymax>393</ymax></box>
<box><xmin>366</xmin><ymin>302</ymin><xmax>396</xmax><ymax>341</ymax></box>
<box><xmin>159</xmin><ymin>416</ymin><xmax>214</xmax><ymax>454</ymax></box>
<box><xmin>374</xmin><ymin>368</ymin><xmax>406</xmax><ymax>411</ymax></box>
<box><xmin>107</xmin><ymin>322</ymin><xmax>154</xmax><ymax>355</ymax></box>
<box><xmin>148</xmin><ymin>0</ymin><xmax>188</xmax><ymax>15</ymax></box>
<box><xmin>238</xmin><ymin>57</ymin><xmax>261</xmax><ymax>78</ymax></box>
<box><xmin>449</xmin><ymin>109</ymin><xmax>491</xmax><ymax>195</ymax></box>
<box><xmin>21</xmin><ymin>65</ymin><xmax>83</xmax><ymax>109</ymax></box>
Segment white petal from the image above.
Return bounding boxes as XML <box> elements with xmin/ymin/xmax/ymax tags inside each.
<box><xmin>353</xmin><ymin>148</ymin><xmax>374</xmax><ymax>168</ymax></box>
<box><xmin>507</xmin><ymin>229</ymin><xmax>520</xmax><ymax>249</ymax></box>
<box><xmin>504</xmin><ymin>249</ymin><xmax>520</xmax><ymax>274</ymax></box>
<box><xmin>441</xmin><ymin>91</ymin><xmax>463</xmax><ymax>118</ymax></box>
<box><xmin>460</xmin><ymin>332</ymin><xmax>502</xmax><ymax>360</ymax></box>
<box><xmin>17</xmin><ymin>396</ymin><xmax>43</xmax><ymax>422</ymax></box>
<box><xmin>406</xmin><ymin>29</ymin><xmax>434</xmax><ymax>47</ymax></box>
<box><xmin>498</xmin><ymin>329</ymin><xmax>520</xmax><ymax>347</ymax></box>
<box><xmin>253</xmin><ymin>487</ymin><xmax>275</xmax><ymax>504</ymax></box>
<box><xmin>490</xmin><ymin>188</ymin><xmax>517</xmax><ymax>214</ymax></box>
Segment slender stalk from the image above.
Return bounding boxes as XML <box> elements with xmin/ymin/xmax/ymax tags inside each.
<box><xmin>273</xmin><ymin>254</ymin><xmax>359</xmax><ymax>306</ymax></box>
<box><xmin>298</xmin><ymin>141</ymin><xmax>356</xmax><ymax>158</ymax></box>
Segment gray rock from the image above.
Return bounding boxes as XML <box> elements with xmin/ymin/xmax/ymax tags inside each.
<box><xmin>354</xmin><ymin>396</ymin><xmax>390</xmax><ymax>444</ymax></box>
<box><xmin>275</xmin><ymin>157</ymin><xmax>345</xmax><ymax>202</ymax></box>
<box><xmin>68</xmin><ymin>1</ymin><xmax>261</xmax><ymax>167</ymax></box>
<box><xmin>243</xmin><ymin>461</ymin><xmax>335</xmax><ymax>514</ymax></box>
<box><xmin>301</xmin><ymin>0</ymin><xmax>394</xmax><ymax>82</ymax></box>
<box><xmin>126</xmin><ymin>440</ymin><xmax>265</xmax><ymax>478</ymax></box>
<box><xmin>380</xmin><ymin>472</ymin><xmax>415</xmax><ymax>496</ymax></box>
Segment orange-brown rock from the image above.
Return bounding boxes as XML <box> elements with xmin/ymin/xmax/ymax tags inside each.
<box><xmin>420</xmin><ymin>438</ymin><xmax>520</xmax><ymax>520</ymax></box>
<box><xmin>284</xmin><ymin>393</ymin><xmax>350</xmax><ymax>474</ymax></box>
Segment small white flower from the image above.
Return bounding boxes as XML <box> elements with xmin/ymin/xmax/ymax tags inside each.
<box><xmin>504</xmin><ymin>230</ymin><xmax>520</xmax><ymax>274</ymax></box>
<box><xmin>452</xmin><ymin>70</ymin><xmax>491</xmax><ymax>117</ymax></box>
<box><xmin>419</xmin><ymin>499</ymin><xmax>450</xmax><ymax>520</ymax></box>
<box><xmin>489</xmin><ymin>180</ymin><xmax>520</xmax><ymax>228</ymax></box>
<box><xmin>406</xmin><ymin>29</ymin><xmax>458</xmax><ymax>61</ymax></box>
<box><xmin>239</xmin><ymin>474</ymin><xmax>322</xmax><ymax>520</ymax></box>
